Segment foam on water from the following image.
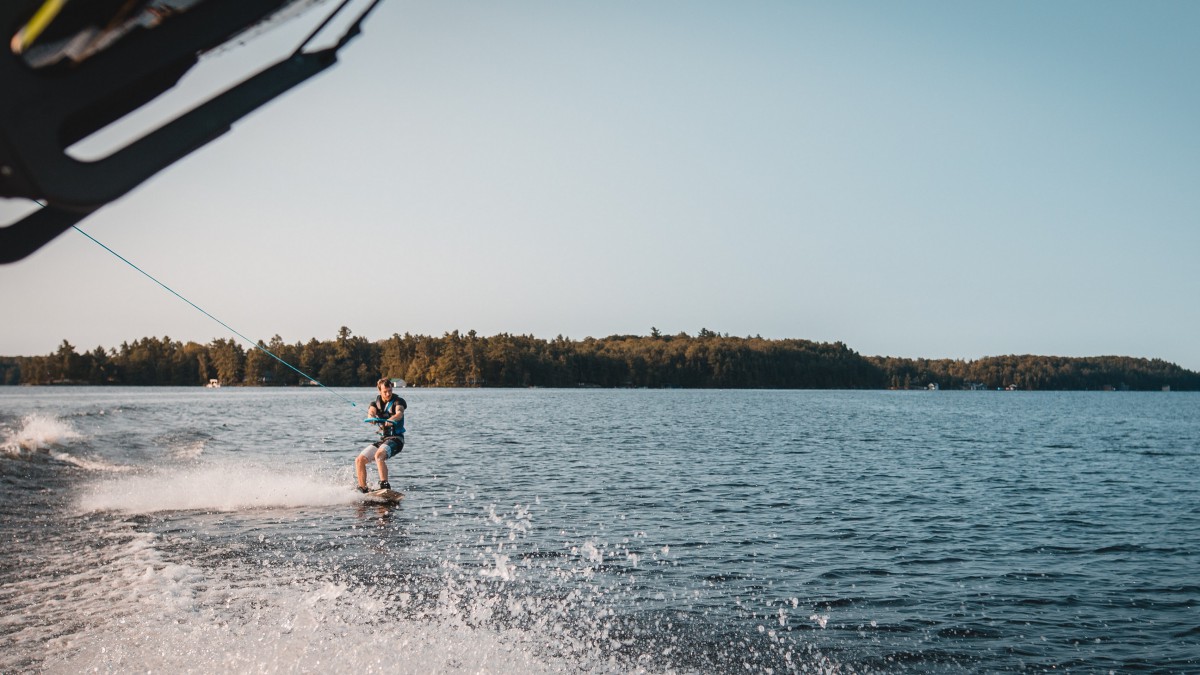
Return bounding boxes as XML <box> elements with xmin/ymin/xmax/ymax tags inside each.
<box><xmin>14</xmin><ymin>503</ymin><xmax>784</xmax><ymax>674</ymax></box>
<box><xmin>41</xmin><ymin>572</ymin><xmax>571</xmax><ymax>674</ymax></box>
<box><xmin>1</xmin><ymin>413</ymin><xmax>82</xmax><ymax>456</ymax></box>
<box><xmin>48</xmin><ymin>449</ymin><xmax>137</xmax><ymax>472</ymax></box>
<box><xmin>0</xmin><ymin>413</ymin><xmax>135</xmax><ymax>471</ymax></box>
<box><xmin>4</xmin><ymin>524</ymin><xmax>569</xmax><ymax>675</ymax></box>
<box><xmin>79</xmin><ymin>461</ymin><xmax>363</xmax><ymax>513</ymax></box>
<box><xmin>170</xmin><ymin>438</ymin><xmax>208</xmax><ymax>460</ymax></box>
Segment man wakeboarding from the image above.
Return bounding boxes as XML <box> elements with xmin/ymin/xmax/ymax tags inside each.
<box><xmin>356</xmin><ymin>378</ymin><xmax>406</xmax><ymax>493</ymax></box>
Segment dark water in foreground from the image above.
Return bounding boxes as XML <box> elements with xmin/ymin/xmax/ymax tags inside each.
<box><xmin>1</xmin><ymin>387</ymin><xmax>1197</xmax><ymax>673</ymax></box>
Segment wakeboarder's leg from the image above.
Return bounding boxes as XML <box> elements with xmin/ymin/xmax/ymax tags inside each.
<box><xmin>376</xmin><ymin>455</ymin><xmax>388</xmax><ymax>485</ymax></box>
<box><xmin>355</xmin><ymin>448</ymin><xmax>372</xmax><ymax>490</ymax></box>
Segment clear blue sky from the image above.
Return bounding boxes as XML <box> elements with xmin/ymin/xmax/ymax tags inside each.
<box><xmin>3</xmin><ymin>1</ymin><xmax>1198</xmax><ymax>370</ymax></box>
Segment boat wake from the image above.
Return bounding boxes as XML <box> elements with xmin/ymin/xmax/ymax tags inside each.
<box><xmin>1</xmin><ymin>413</ymin><xmax>82</xmax><ymax>457</ymax></box>
<box><xmin>79</xmin><ymin>461</ymin><xmax>362</xmax><ymax>514</ymax></box>
<box><xmin>6</xmin><ymin>522</ymin><xmax>569</xmax><ymax>675</ymax></box>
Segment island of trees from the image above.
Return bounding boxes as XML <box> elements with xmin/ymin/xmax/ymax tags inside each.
<box><xmin>2</xmin><ymin>327</ymin><xmax>1196</xmax><ymax>391</ymax></box>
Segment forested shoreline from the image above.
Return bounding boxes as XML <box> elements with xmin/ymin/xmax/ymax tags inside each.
<box><xmin>2</xmin><ymin>327</ymin><xmax>1196</xmax><ymax>391</ymax></box>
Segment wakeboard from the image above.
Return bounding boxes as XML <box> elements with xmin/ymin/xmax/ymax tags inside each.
<box><xmin>362</xmin><ymin>488</ymin><xmax>404</xmax><ymax>504</ymax></box>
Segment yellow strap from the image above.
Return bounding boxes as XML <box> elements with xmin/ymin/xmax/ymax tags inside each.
<box><xmin>11</xmin><ymin>0</ymin><xmax>69</xmax><ymax>54</ymax></box>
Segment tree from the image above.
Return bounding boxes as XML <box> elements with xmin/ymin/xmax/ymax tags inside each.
<box><xmin>244</xmin><ymin>342</ymin><xmax>269</xmax><ymax>385</ymax></box>
<box><xmin>209</xmin><ymin>338</ymin><xmax>245</xmax><ymax>385</ymax></box>
<box><xmin>8</xmin><ymin>331</ymin><xmax>1199</xmax><ymax>390</ymax></box>
<box><xmin>55</xmin><ymin>340</ymin><xmax>87</xmax><ymax>382</ymax></box>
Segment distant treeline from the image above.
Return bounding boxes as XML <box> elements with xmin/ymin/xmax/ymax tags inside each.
<box><xmin>2</xmin><ymin>327</ymin><xmax>1196</xmax><ymax>391</ymax></box>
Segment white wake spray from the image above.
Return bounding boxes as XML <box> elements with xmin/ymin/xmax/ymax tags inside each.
<box><xmin>79</xmin><ymin>461</ymin><xmax>362</xmax><ymax>513</ymax></box>
<box><xmin>1</xmin><ymin>413</ymin><xmax>82</xmax><ymax>456</ymax></box>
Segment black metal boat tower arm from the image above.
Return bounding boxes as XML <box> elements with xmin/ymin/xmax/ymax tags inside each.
<box><xmin>0</xmin><ymin>0</ymin><xmax>383</xmax><ymax>263</ymax></box>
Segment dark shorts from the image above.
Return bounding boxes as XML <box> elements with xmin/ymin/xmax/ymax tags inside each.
<box><xmin>373</xmin><ymin>436</ymin><xmax>404</xmax><ymax>459</ymax></box>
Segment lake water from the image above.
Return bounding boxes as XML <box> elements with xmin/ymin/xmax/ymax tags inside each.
<box><xmin>1</xmin><ymin>387</ymin><xmax>1197</xmax><ymax>673</ymax></box>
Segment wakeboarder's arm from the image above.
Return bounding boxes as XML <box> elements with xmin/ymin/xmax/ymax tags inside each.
<box><xmin>389</xmin><ymin>404</ymin><xmax>405</xmax><ymax>423</ymax></box>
